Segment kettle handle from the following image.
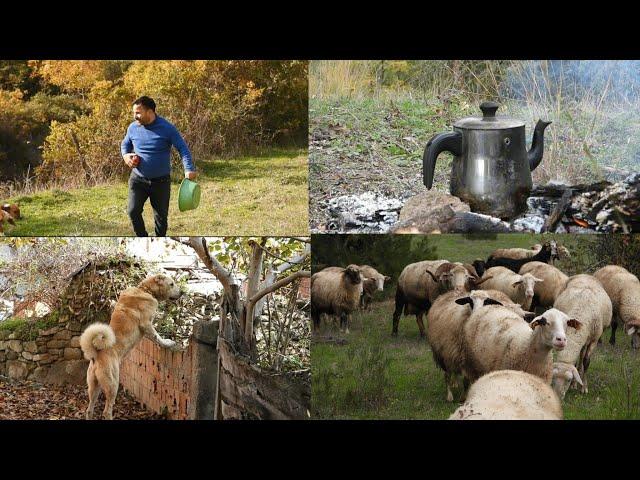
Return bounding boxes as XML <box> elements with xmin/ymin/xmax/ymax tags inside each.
<box><xmin>423</xmin><ymin>131</ymin><xmax>462</xmax><ymax>189</ymax></box>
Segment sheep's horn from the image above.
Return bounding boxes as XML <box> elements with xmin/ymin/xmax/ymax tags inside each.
<box><xmin>473</xmin><ymin>275</ymin><xmax>493</xmax><ymax>286</ymax></box>
<box><xmin>425</xmin><ymin>270</ymin><xmax>438</xmax><ymax>281</ymax></box>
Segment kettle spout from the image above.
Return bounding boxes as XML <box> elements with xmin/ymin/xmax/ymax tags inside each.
<box><xmin>527</xmin><ymin>119</ymin><xmax>552</xmax><ymax>171</ymax></box>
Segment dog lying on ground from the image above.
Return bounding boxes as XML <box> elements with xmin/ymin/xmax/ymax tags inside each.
<box><xmin>79</xmin><ymin>273</ymin><xmax>182</xmax><ymax>420</ymax></box>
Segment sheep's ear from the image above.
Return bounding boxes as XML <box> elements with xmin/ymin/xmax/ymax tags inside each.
<box><xmin>567</xmin><ymin>318</ymin><xmax>582</xmax><ymax>331</ymax></box>
<box><xmin>530</xmin><ymin>316</ymin><xmax>548</xmax><ymax>329</ymax></box>
<box><xmin>523</xmin><ymin>312</ymin><xmax>536</xmax><ymax>323</ymax></box>
<box><xmin>627</xmin><ymin>326</ymin><xmax>637</xmax><ymax>336</ymax></box>
<box><xmin>512</xmin><ymin>280</ymin><xmax>523</xmax><ymax>287</ymax></box>
<box><xmin>533</xmin><ymin>277</ymin><xmax>544</xmax><ymax>282</ymax></box>
<box><xmin>571</xmin><ymin>365</ymin><xmax>583</xmax><ymax>386</ymax></box>
<box><xmin>384</xmin><ymin>276</ymin><xmax>391</xmax><ymax>281</ymax></box>
<box><xmin>483</xmin><ymin>298</ymin><xmax>503</xmax><ymax>307</ymax></box>
<box><xmin>455</xmin><ymin>297</ymin><xmax>473</xmax><ymax>309</ymax></box>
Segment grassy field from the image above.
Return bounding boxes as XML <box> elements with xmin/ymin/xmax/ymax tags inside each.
<box><xmin>312</xmin><ymin>301</ymin><xmax>640</xmax><ymax>420</ymax></box>
<box><xmin>311</xmin><ymin>234</ymin><xmax>640</xmax><ymax>420</ymax></box>
<box><xmin>4</xmin><ymin>149</ymin><xmax>308</xmax><ymax>236</ymax></box>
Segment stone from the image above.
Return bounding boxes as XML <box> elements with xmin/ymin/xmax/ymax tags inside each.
<box><xmin>63</xmin><ymin>347</ymin><xmax>82</xmax><ymax>360</ymax></box>
<box><xmin>39</xmin><ymin>326</ymin><xmax>60</xmax><ymax>336</ymax></box>
<box><xmin>0</xmin><ymin>330</ymin><xmax>9</xmax><ymax>340</ymax></box>
<box><xmin>393</xmin><ymin>191</ymin><xmax>516</xmax><ymax>234</ymax></box>
<box><xmin>48</xmin><ymin>349</ymin><xmax>62</xmax><ymax>356</ymax></box>
<box><xmin>0</xmin><ymin>352</ymin><xmax>5</xmax><ymax>362</ymax></box>
<box><xmin>67</xmin><ymin>321</ymin><xmax>83</xmax><ymax>332</ymax></box>
<box><xmin>8</xmin><ymin>340</ymin><xmax>22</xmax><ymax>352</ymax></box>
<box><xmin>0</xmin><ymin>340</ymin><xmax>7</xmax><ymax>350</ymax></box>
<box><xmin>46</xmin><ymin>340</ymin><xmax>68</xmax><ymax>349</ymax></box>
<box><xmin>37</xmin><ymin>345</ymin><xmax>48</xmax><ymax>353</ymax></box>
<box><xmin>69</xmin><ymin>336</ymin><xmax>81</xmax><ymax>348</ymax></box>
<box><xmin>23</xmin><ymin>341</ymin><xmax>38</xmax><ymax>353</ymax></box>
<box><xmin>8</xmin><ymin>333</ymin><xmax>17</xmax><ymax>339</ymax></box>
<box><xmin>30</xmin><ymin>366</ymin><xmax>50</xmax><ymax>382</ymax></box>
<box><xmin>53</xmin><ymin>330</ymin><xmax>72</xmax><ymax>341</ymax></box>
<box><xmin>6</xmin><ymin>351</ymin><xmax>18</xmax><ymax>361</ymax></box>
<box><xmin>21</xmin><ymin>351</ymin><xmax>34</xmax><ymax>360</ymax></box>
<box><xmin>32</xmin><ymin>353</ymin><xmax>52</xmax><ymax>364</ymax></box>
<box><xmin>44</xmin><ymin>359</ymin><xmax>89</xmax><ymax>385</ymax></box>
<box><xmin>7</xmin><ymin>360</ymin><xmax>29</xmax><ymax>380</ymax></box>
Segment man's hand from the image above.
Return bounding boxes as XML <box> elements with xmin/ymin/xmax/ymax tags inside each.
<box><xmin>123</xmin><ymin>153</ymin><xmax>140</xmax><ymax>168</ymax></box>
<box><xmin>185</xmin><ymin>171</ymin><xmax>197</xmax><ymax>180</ymax></box>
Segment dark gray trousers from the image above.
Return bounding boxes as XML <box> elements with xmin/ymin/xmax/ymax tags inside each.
<box><xmin>127</xmin><ymin>172</ymin><xmax>171</xmax><ymax>237</ymax></box>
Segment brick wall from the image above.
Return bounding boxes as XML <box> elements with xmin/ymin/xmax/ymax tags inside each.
<box><xmin>119</xmin><ymin>338</ymin><xmax>194</xmax><ymax>420</ymax></box>
<box><xmin>298</xmin><ymin>277</ymin><xmax>310</xmax><ymax>300</ymax></box>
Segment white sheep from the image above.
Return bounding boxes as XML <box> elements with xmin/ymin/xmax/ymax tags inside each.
<box><xmin>449</xmin><ymin>370</ymin><xmax>563</xmax><ymax>420</ymax></box>
<box><xmin>462</xmin><ymin>306</ymin><xmax>581</xmax><ymax>384</ymax></box>
<box><xmin>519</xmin><ymin>261</ymin><xmax>569</xmax><ymax>310</ymax></box>
<box><xmin>427</xmin><ymin>289</ymin><xmax>535</xmax><ymax>402</ymax></box>
<box><xmin>479</xmin><ymin>266</ymin><xmax>543</xmax><ymax>311</ymax></box>
<box><xmin>593</xmin><ymin>265</ymin><xmax>640</xmax><ymax>349</ymax></box>
<box><xmin>551</xmin><ymin>274</ymin><xmax>613</xmax><ymax>399</ymax></box>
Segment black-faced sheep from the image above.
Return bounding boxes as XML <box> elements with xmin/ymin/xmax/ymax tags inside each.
<box><xmin>462</xmin><ymin>306</ymin><xmax>581</xmax><ymax>384</ymax></box>
<box><xmin>484</xmin><ymin>241</ymin><xmax>559</xmax><ymax>273</ymax></box>
<box><xmin>426</xmin><ymin>289</ymin><xmax>534</xmax><ymax>402</ymax></box>
<box><xmin>392</xmin><ymin>260</ymin><xmax>490</xmax><ymax>338</ymax></box>
<box><xmin>551</xmin><ymin>274</ymin><xmax>612</xmax><ymax>399</ymax></box>
<box><xmin>449</xmin><ymin>370</ymin><xmax>563</xmax><ymax>420</ymax></box>
<box><xmin>593</xmin><ymin>265</ymin><xmax>640</xmax><ymax>349</ymax></box>
<box><xmin>311</xmin><ymin>265</ymin><xmax>363</xmax><ymax>334</ymax></box>
<box><xmin>519</xmin><ymin>261</ymin><xmax>569</xmax><ymax>311</ymax></box>
<box><xmin>479</xmin><ymin>266</ymin><xmax>543</xmax><ymax>311</ymax></box>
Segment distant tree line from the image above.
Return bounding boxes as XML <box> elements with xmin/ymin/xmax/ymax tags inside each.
<box><xmin>0</xmin><ymin>60</ymin><xmax>308</xmax><ymax>186</ymax></box>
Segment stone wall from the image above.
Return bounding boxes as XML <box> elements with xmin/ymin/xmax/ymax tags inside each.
<box><xmin>0</xmin><ymin>322</ymin><xmax>86</xmax><ymax>384</ymax></box>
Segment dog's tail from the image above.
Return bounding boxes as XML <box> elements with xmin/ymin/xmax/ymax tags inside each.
<box><xmin>80</xmin><ymin>323</ymin><xmax>116</xmax><ymax>361</ymax></box>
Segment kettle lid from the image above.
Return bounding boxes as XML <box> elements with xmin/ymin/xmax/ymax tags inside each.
<box><xmin>453</xmin><ymin>102</ymin><xmax>525</xmax><ymax>130</ymax></box>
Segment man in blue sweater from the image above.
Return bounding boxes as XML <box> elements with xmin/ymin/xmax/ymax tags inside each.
<box><xmin>121</xmin><ymin>96</ymin><xmax>197</xmax><ymax>236</ymax></box>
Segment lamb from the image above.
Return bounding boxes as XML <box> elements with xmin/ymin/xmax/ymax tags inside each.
<box><xmin>593</xmin><ymin>265</ymin><xmax>640</xmax><ymax>349</ymax></box>
<box><xmin>426</xmin><ymin>289</ymin><xmax>535</xmax><ymax>402</ymax></box>
<box><xmin>449</xmin><ymin>370</ymin><xmax>563</xmax><ymax>420</ymax></box>
<box><xmin>357</xmin><ymin>265</ymin><xmax>391</xmax><ymax>310</ymax></box>
<box><xmin>551</xmin><ymin>274</ymin><xmax>612</xmax><ymax>399</ymax></box>
<box><xmin>311</xmin><ymin>265</ymin><xmax>363</xmax><ymax>334</ymax></box>
<box><xmin>479</xmin><ymin>266</ymin><xmax>543</xmax><ymax>311</ymax></box>
<box><xmin>484</xmin><ymin>241</ymin><xmax>559</xmax><ymax>273</ymax></box>
<box><xmin>519</xmin><ymin>261</ymin><xmax>569</xmax><ymax>310</ymax></box>
<box><xmin>462</xmin><ymin>306</ymin><xmax>581</xmax><ymax>384</ymax></box>
<box><xmin>392</xmin><ymin>260</ymin><xmax>489</xmax><ymax>337</ymax></box>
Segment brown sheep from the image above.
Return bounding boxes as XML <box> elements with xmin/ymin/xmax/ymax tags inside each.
<box><xmin>311</xmin><ymin>265</ymin><xmax>363</xmax><ymax>334</ymax></box>
<box><xmin>392</xmin><ymin>260</ymin><xmax>490</xmax><ymax>338</ymax></box>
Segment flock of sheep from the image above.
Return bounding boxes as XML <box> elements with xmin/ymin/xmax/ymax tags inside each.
<box><xmin>311</xmin><ymin>240</ymin><xmax>640</xmax><ymax>420</ymax></box>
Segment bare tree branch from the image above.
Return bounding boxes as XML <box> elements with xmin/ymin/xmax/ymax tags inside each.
<box><xmin>244</xmin><ymin>270</ymin><xmax>310</xmax><ymax>345</ymax></box>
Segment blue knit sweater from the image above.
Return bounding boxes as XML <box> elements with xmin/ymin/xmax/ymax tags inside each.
<box><xmin>121</xmin><ymin>116</ymin><xmax>195</xmax><ymax>179</ymax></box>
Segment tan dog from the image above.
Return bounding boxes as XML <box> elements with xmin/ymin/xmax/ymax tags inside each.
<box><xmin>0</xmin><ymin>210</ymin><xmax>16</xmax><ymax>234</ymax></box>
<box><xmin>79</xmin><ymin>273</ymin><xmax>182</xmax><ymax>420</ymax></box>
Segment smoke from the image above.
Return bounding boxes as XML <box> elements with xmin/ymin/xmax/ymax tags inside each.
<box><xmin>502</xmin><ymin>60</ymin><xmax>640</xmax><ymax>104</ymax></box>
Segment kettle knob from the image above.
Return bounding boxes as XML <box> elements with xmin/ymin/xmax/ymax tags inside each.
<box><xmin>480</xmin><ymin>101</ymin><xmax>499</xmax><ymax>118</ymax></box>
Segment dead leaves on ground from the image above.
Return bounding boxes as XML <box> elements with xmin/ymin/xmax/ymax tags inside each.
<box><xmin>0</xmin><ymin>377</ymin><xmax>163</xmax><ymax>420</ymax></box>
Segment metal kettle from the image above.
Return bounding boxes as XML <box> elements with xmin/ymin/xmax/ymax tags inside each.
<box><xmin>423</xmin><ymin>101</ymin><xmax>551</xmax><ymax>219</ymax></box>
